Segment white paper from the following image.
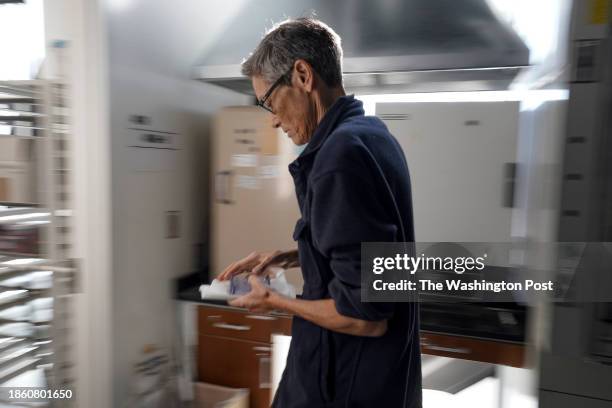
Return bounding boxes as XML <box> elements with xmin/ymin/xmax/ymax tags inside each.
<box><xmin>231</xmin><ymin>154</ymin><xmax>258</xmax><ymax>167</ymax></box>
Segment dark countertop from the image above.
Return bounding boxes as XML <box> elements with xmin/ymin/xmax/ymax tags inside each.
<box><xmin>175</xmin><ymin>271</ymin><xmax>233</xmax><ymax>307</ymax></box>
<box><xmin>175</xmin><ymin>271</ymin><xmax>292</xmax><ymax>317</ymax></box>
<box><xmin>175</xmin><ymin>270</ymin><xmax>222</xmax><ymax>303</ymax></box>
<box><xmin>175</xmin><ymin>271</ymin><xmax>526</xmax><ymax>343</ymax></box>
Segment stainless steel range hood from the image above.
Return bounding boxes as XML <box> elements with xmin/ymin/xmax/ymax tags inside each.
<box><xmin>193</xmin><ymin>0</ymin><xmax>530</xmax><ymax>94</ymax></box>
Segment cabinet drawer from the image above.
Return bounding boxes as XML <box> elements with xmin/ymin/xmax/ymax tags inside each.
<box><xmin>199</xmin><ymin>334</ymin><xmax>271</xmax><ymax>408</ymax></box>
<box><xmin>420</xmin><ymin>331</ymin><xmax>525</xmax><ymax>368</ymax></box>
<box><xmin>198</xmin><ymin>305</ymin><xmax>291</xmax><ymax>343</ymax></box>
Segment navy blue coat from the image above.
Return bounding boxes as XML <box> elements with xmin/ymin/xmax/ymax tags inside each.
<box><xmin>272</xmin><ymin>95</ymin><xmax>422</xmax><ymax>408</ymax></box>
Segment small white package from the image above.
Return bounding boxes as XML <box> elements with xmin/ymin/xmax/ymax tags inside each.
<box><xmin>199</xmin><ymin>267</ymin><xmax>296</xmax><ymax>300</ymax></box>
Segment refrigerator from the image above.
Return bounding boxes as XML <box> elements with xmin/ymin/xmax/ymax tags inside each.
<box><xmin>210</xmin><ymin>101</ymin><xmax>522</xmax><ymax>291</ymax></box>
<box><xmin>210</xmin><ymin>106</ymin><xmax>303</xmax><ymax>291</ymax></box>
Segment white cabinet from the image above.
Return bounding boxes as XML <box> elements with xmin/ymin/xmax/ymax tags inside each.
<box><xmin>377</xmin><ymin>101</ymin><xmax>520</xmax><ymax>242</ymax></box>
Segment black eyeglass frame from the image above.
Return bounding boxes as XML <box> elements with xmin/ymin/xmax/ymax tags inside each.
<box><xmin>256</xmin><ymin>66</ymin><xmax>294</xmax><ymax>114</ymax></box>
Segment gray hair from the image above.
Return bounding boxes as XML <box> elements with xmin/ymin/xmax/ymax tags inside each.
<box><xmin>241</xmin><ymin>17</ymin><xmax>343</xmax><ymax>88</ymax></box>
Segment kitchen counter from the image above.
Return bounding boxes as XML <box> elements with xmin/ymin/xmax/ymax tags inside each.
<box><xmin>176</xmin><ymin>272</ymin><xmax>527</xmax><ymax>367</ymax></box>
<box><xmin>175</xmin><ymin>270</ymin><xmax>229</xmax><ymax>305</ymax></box>
<box><xmin>192</xmin><ymin>292</ymin><xmax>292</xmax><ymax>408</ymax></box>
<box><xmin>177</xmin><ymin>274</ymin><xmax>525</xmax><ymax>341</ymax></box>
<box><xmin>175</xmin><ymin>271</ymin><xmax>292</xmax><ymax>317</ymax></box>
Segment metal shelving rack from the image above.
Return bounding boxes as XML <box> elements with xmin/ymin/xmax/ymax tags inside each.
<box><xmin>0</xmin><ymin>79</ymin><xmax>77</xmax><ymax>406</ymax></box>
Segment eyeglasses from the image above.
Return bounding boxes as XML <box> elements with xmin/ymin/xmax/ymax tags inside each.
<box><xmin>256</xmin><ymin>67</ymin><xmax>293</xmax><ymax>114</ymax></box>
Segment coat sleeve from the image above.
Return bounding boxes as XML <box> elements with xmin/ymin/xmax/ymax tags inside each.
<box><xmin>310</xmin><ymin>168</ymin><xmax>397</xmax><ymax>321</ymax></box>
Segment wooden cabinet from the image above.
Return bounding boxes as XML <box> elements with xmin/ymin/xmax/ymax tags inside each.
<box><xmin>197</xmin><ymin>304</ymin><xmax>525</xmax><ymax>408</ymax></box>
<box><xmin>198</xmin><ymin>335</ymin><xmax>271</xmax><ymax>408</ymax></box>
<box><xmin>197</xmin><ymin>305</ymin><xmax>291</xmax><ymax>408</ymax></box>
<box><xmin>198</xmin><ymin>304</ymin><xmax>291</xmax><ymax>343</ymax></box>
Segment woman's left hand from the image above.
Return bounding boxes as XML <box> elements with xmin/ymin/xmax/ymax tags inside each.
<box><xmin>228</xmin><ymin>275</ymin><xmax>276</xmax><ymax>313</ymax></box>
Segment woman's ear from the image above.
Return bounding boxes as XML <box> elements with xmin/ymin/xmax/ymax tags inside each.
<box><xmin>293</xmin><ymin>59</ymin><xmax>314</xmax><ymax>92</ymax></box>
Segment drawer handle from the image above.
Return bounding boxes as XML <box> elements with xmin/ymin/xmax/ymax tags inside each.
<box><xmin>258</xmin><ymin>356</ymin><xmax>271</xmax><ymax>389</ymax></box>
<box><xmin>424</xmin><ymin>345</ymin><xmax>470</xmax><ymax>354</ymax></box>
<box><xmin>212</xmin><ymin>322</ymin><xmax>251</xmax><ymax>331</ymax></box>
<box><xmin>246</xmin><ymin>314</ymin><xmax>278</xmax><ymax>321</ymax></box>
<box><xmin>253</xmin><ymin>346</ymin><xmax>271</xmax><ymax>352</ymax></box>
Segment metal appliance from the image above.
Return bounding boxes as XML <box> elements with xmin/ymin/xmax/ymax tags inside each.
<box><xmin>538</xmin><ymin>0</ymin><xmax>612</xmax><ymax>406</ymax></box>
<box><xmin>194</xmin><ymin>0</ymin><xmax>530</xmax><ymax>94</ymax></box>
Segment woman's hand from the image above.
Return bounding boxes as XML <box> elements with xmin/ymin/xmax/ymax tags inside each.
<box><xmin>217</xmin><ymin>249</ymin><xmax>299</xmax><ymax>281</ymax></box>
<box><xmin>228</xmin><ymin>275</ymin><xmax>274</xmax><ymax>313</ymax></box>
<box><xmin>231</xmin><ymin>283</ymin><xmax>389</xmax><ymax>337</ymax></box>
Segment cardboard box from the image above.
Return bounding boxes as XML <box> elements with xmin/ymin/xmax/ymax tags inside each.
<box><xmin>193</xmin><ymin>382</ymin><xmax>249</xmax><ymax>408</ymax></box>
<box><xmin>0</xmin><ymin>139</ymin><xmax>30</xmax><ymax>162</ymax></box>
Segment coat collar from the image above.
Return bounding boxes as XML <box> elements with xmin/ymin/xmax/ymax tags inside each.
<box><xmin>293</xmin><ymin>94</ymin><xmax>364</xmax><ymax>163</ymax></box>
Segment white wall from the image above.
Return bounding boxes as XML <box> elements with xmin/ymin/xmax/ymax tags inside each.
<box><xmin>105</xmin><ymin>1</ymin><xmax>250</xmax><ymax>405</ymax></box>
<box><xmin>44</xmin><ymin>1</ymin><xmax>113</xmax><ymax>407</ymax></box>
